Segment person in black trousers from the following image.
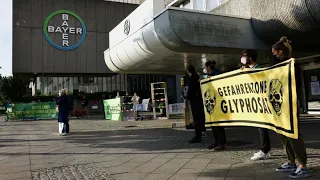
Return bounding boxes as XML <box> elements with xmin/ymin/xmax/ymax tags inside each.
<box><xmin>241</xmin><ymin>49</ymin><xmax>271</xmax><ymax>160</ymax></box>
<box><xmin>203</xmin><ymin>60</ymin><xmax>227</xmax><ymax>151</ymax></box>
<box><xmin>186</xmin><ymin>65</ymin><xmax>206</xmax><ymax>143</ymax></box>
<box><xmin>272</xmin><ymin>36</ymin><xmax>309</xmax><ymax>178</ymax></box>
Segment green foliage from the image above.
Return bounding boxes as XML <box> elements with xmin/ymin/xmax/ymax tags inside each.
<box><xmin>0</xmin><ymin>76</ymin><xmax>27</xmax><ymax>103</ymax></box>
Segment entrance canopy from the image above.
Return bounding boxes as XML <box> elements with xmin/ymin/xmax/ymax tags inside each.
<box><xmin>104</xmin><ymin>0</ymin><xmax>269</xmax><ymax>74</ymax></box>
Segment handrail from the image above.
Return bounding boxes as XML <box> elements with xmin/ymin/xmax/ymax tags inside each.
<box><xmin>296</xmin><ymin>54</ymin><xmax>320</xmax><ymax>61</ymax></box>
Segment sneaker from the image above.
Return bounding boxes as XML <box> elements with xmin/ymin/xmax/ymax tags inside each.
<box><xmin>276</xmin><ymin>162</ymin><xmax>297</xmax><ymax>172</ymax></box>
<box><xmin>60</xmin><ymin>133</ymin><xmax>67</xmax><ymax>136</ymax></box>
<box><xmin>289</xmin><ymin>167</ymin><xmax>310</xmax><ymax>179</ymax></box>
<box><xmin>250</xmin><ymin>150</ymin><xmax>270</xmax><ymax>161</ymax></box>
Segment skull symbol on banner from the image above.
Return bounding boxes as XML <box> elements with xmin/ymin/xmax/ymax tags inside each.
<box><xmin>269</xmin><ymin>79</ymin><xmax>283</xmax><ymax>116</ymax></box>
<box><xmin>204</xmin><ymin>90</ymin><xmax>216</xmax><ymax>115</ymax></box>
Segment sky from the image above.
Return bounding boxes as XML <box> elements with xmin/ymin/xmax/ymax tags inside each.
<box><xmin>0</xmin><ymin>0</ymin><xmax>12</xmax><ymax>76</ymax></box>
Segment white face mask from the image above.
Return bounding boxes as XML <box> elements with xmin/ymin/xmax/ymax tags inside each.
<box><xmin>58</xmin><ymin>92</ymin><xmax>61</xmax><ymax>96</ymax></box>
<box><xmin>203</xmin><ymin>68</ymin><xmax>208</xmax><ymax>74</ymax></box>
<box><xmin>241</xmin><ymin>57</ymin><xmax>247</xmax><ymax>64</ymax></box>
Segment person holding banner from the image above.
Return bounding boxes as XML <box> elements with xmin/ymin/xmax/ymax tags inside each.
<box><xmin>186</xmin><ymin>65</ymin><xmax>206</xmax><ymax>143</ymax></box>
<box><xmin>204</xmin><ymin>60</ymin><xmax>227</xmax><ymax>151</ymax></box>
<box><xmin>272</xmin><ymin>37</ymin><xmax>309</xmax><ymax>178</ymax></box>
<box><xmin>241</xmin><ymin>49</ymin><xmax>272</xmax><ymax>161</ymax></box>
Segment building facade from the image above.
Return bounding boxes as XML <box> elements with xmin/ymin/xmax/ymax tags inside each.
<box><xmin>12</xmin><ymin>0</ymin><xmax>320</xmax><ymax>111</ymax></box>
<box><xmin>13</xmin><ymin>0</ymin><xmax>177</xmax><ymax>100</ymax></box>
<box><xmin>104</xmin><ymin>0</ymin><xmax>320</xmax><ymax>112</ymax></box>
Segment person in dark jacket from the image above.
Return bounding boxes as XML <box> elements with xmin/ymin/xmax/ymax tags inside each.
<box><xmin>204</xmin><ymin>60</ymin><xmax>227</xmax><ymax>151</ymax></box>
<box><xmin>186</xmin><ymin>65</ymin><xmax>206</xmax><ymax>143</ymax></box>
<box><xmin>272</xmin><ymin>36</ymin><xmax>309</xmax><ymax>179</ymax></box>
<box><xmin>56</xmin><ymin>89</ymin><xmax>71</xmax><ymax>136</ymax></box>
<box><xmin>241</xmin><ymin>49</ymin><xmax>272</xmax><ymax>161</ymax></box>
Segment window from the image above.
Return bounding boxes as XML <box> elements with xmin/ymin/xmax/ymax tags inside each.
<box><xmin>112</xmin><ymin>76</ymin><xmax>116</xmax><ymax>91</ymax></box>
<box><xmin>74</xmin><ymin>77</ymin><xmax>79</xmax><ymax>90</ymax></box>
<box><xmin>40</xmin><ymin>76</ymin><xmax>48</xmax><ymax>95</ymax></box>
<box><xmin>52</xmin><ymin>77</ymin><xmax>58</xmax><ymax>95</ymax></box>
<box><xmin>120</xmin><ymin>74</ymin><xmax>125</xmax><ymax>91</ymax></box>
<box><xmin>68</xmin><ymin>77</ymin><xmax>74</xmax><ymax>94</ymax></box>
<box><xmin>206</xmin><ymin>0</ymin><xmax>226</xmax><ymax>11</ymax></box>
<box><xmin>194</xmin><ymin>0</ymin><xmax>205</xmax><ymax>11</ymax></box>
<box><xmin>123</xmin><ymin>74</ymin><xmax>128</xmax><ymax>92</ymax></box>
<box><xmin>48</xmin><ymin>77</ymin><xmax>53</xmax><ymax>95</ymax></box>
<box><xmin>107</xmin><ymin>77</ymin><xmax>112</xmax><ymax>92</ymax></box>
<box><xmin>116</xmin><ymin>74</ymin><xmax>121</xmax><ymax>91</ymax></box>
<box><xmin>103</xmin><ymin>77</ymin><xmax>107</xmax><ymax>92</ymax></box>
<box><xmin>98</xmin><ymin>77</ymin><xmax>103</xmax><ymax>92</ymax></box>
<box><xmin>36</xmin><ymin>77</ymin><xmax>41</xmax><ymax>94</ymax></box>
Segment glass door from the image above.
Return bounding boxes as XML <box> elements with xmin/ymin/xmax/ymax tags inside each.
<box><xmin>303</xmin><ymin>64</ymin><xmax>320</xmax><ymax>112</ymax></box>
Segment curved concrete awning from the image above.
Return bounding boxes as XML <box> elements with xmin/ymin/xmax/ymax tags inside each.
<box><xmin>104</xmin><ymin>2</ymin><xmax>269</xmax><ymax>74</ymax></box>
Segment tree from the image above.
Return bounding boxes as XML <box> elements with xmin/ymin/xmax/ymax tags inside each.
<box><xmin>0</xmin><ymin>76</ymin><xmax>27</xmax><ymax>103</ymax></box>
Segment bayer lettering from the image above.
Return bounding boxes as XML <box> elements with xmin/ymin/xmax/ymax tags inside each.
<box><xmin>47</xmin><ymin>14</ymin><xmax>83</xmax><ymax>47</ymax></box>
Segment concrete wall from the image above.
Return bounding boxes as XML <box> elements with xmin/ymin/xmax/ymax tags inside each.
<box><xmin>210</xmin><ymin>0</ymin><xmax>251</xmax><ymax>18</ymax></box>
<box><xmin>211</xmin><ymin>0</ymin><xmax>320</xmax><ymax>51</ymax></box>
<box><xmin>13</xmin><ymin>0</ymin><xmax>138</xmax><ymax>74</ymax></box>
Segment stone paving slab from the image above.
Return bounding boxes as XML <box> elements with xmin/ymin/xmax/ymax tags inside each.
<box><xmin>31</xmin><ymin>163</ymin><xmax>115</xmax><ymax>180</ymax></box>
<box><xmin>1</xmin><ymin>117</ymin><xmax>320</xmax><ymax>180</ymax></box>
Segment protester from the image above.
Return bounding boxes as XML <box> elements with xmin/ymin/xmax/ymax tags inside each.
<box><xmin>56</xmin><ymin>89</ymin><xmax>72</xmax><ymax>136</ymax></box>
<box><xmin>241</xmin><ymin>49</ymin><xmax>272</xmax><ymax>160</ymax></box>
<box><xmin>272</xmin><ymin>37</ymin><xmax>309</xmax><ymax>178</ymax></box>
<box><xmin>131</xmin><ymin>92</ymin><xmax>140</xmax><ymax>103</ymax></box>
<box><xmin>131</xmin><ymin>92</ymin><xmax>140</xmax><ymax>111</ymax></box>
<box><xmin>116</xmin><ymin>92</ymin><xmax>120</xmax><ymax>98</ymax></box>
<box><xmin>204</xmin><ymin>60</ymin><xmax>227</xmax><ymax>151</ymax></box>
<box><xmin>186</xmin><ymin>65</ymin><xmax>206</xmax><ymax>143</ymax></box>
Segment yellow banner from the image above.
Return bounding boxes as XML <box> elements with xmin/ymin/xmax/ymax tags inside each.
<box><xmin>200</xmin><ymin>59</ymin><xmax>298</xmax><ymax>139</ymax></box>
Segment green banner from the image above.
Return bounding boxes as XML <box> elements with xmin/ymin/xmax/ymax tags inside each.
<box><xmin>104</xmin><ymin>98</ymin><xmax>122</xmax><ymax>121</ymax></box>
<box><xmin>6</xmin><ymin>101</ymin><xmax>58</xmax><ymax>120</ymax></box>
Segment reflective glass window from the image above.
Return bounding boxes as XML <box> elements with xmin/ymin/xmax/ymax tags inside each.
<box><xmin>112</xmin><ymin>76</ymin><xmax>116</xmax><ymax>91</ymax></box>
<box><xmin>103</xmin><ymin>77</ymin><xmax>107</xmax><ymax>92</ymax></box>
<box><xmin>194</xmin><ymin>0</ymin><xmax>204</xmax><ymax>10</ymax></box>
<box><xmin>52</xmin><ymin>77</ymin><xmax>58</xmax><ymax>95</ymax></box>
<box><xmin>107</xmin><ymin>77</ymin><xmax>112</xmax><ymax>92</ymax></box>
<box><xmin>116</xmin><ymin>74</ymin><xmax>121</xmax><ymax>91</ymax></box>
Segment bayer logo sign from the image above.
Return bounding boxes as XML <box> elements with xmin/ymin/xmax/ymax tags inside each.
<box><xmin>43</xmin><ymin>10</ymin><xmax>87</xmax><ymax>51</ymax></box>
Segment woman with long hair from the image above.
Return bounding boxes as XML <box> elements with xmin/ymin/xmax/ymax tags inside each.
<box><xmin>186</xmin><ymin>65</ymin><xmax>206</xmax><ymax>143</ymax></box>
<box><xmin>272</xmin><ymin>37</ymin><xmax>309</xmax><ymax>178</ymax></box>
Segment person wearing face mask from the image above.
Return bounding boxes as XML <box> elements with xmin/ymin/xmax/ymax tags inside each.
<box><xmin>204</xmin><ymin>61</ymin><xmax>227</xmax><ymax>151</ymax></box>
<box><xmin>271</xmin><ymin>36</ymin><xmax>309</xmax><ymax>179</ymax></box>
<box><xmin>241</xmin><ymin>49</ymin><xmax>272</xmax><ymax>161</ymax></box>
<box><xmin>186</xmin><ymin>65</ymin><xmax>206</xmax><ymax>143</ymax></box>
<box><xmin>203</xmin><ymin>60</ymin><xmax>220</xmax><ymax>77</ymax></box>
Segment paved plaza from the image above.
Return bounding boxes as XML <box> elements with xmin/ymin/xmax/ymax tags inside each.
<box><xmin>0</xmin><ymin>117</ymin><xmax>320</xmax><ymax>180</ymax></box>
